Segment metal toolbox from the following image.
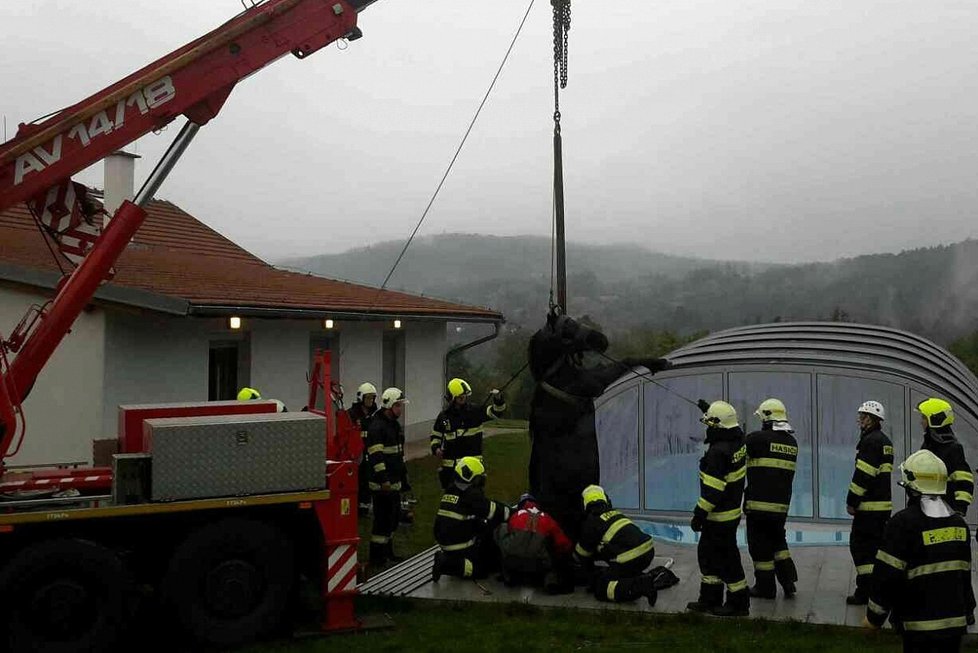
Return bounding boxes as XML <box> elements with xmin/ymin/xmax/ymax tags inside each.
<box><xmin>143</xmin><ymin>412</ymin><xmax>326</xmax><ymax>501</ymax></box>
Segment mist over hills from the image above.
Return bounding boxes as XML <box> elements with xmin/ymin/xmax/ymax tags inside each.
<box><xmin>282</xmin><ymin>234</ymin><xmax>978</xmax><ymax>345</ymax></box>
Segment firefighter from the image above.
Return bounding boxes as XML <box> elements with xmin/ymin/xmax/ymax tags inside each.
<box><xmin>574</xmin><ymin>485</ymin><xmax>657</xmax><ymax>605</ymax></box>
<box><xmin>864</xmin><ymin>449</ymin><xmax>976</xmax><ymax>652</ymax></box>
<box><xmin>845</xmin><ymin>400</ymin><xmax>894</xmax><ymax>605</ymax></box>
<box><xmin>432</xmin><ymin>456</ymin><xmax>511</xmax><ymax>581</ymax></box>
<box><xmin>917</xmin><ymin>398</ymin><xmax>974</xmax><ymax>517</ymax></box>
<box><xmin>365</xmin><ymin>387</ymin><xmax>408</xmax><ymax>566</ymax></box>
<box><xmin>349</xmin><ymin>382</ymin><xmax>378</xmax><ymax>515</ymax></box>
<box><xmin>687</xmin><ymin>400</ymin><xmax>750</xmax><ymax>617</ymax></box>
<box><xmin>494</xmin><ymin>493</ymin><xmax>574</xmax><ymax>594</ymax></box>
<box><xmin>430</xmin><ymin>378</ymin><xmax>506</xmax><ymax>490</ymax></box>
<box><xmin>744</xmin><ymin>398</ymin><xmax>798</xmax><ymax>599</ymax></box>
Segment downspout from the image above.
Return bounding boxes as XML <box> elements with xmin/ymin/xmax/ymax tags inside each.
<box><xmin>443</xmin><ymin>322</ymin><xmax>501</xmax><ymax>388</ymax></box>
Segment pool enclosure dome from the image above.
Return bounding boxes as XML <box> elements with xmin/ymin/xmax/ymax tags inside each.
<box><xmin>595</xmin><ymin>322</ymin><xmax>978</xmax><ymax>523</ymax></box>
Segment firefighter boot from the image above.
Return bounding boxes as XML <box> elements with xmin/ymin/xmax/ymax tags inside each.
<box><xmin>432</xmin><ymin>551</ymin><xmax>446</xmax><ymax>582</ymax></box>
<box><xmin>712</xmin><ymin>588</ymin><xmax>750</xmax><ymax>617</ymax></box>
<box><xmin>749</xmin><ymin>569</ymin><xmax>776</xmax><ymax>599</ymax></box>
<box><xmin>775</xmin><ymin>556</ymin><xmax>798</xmax><ymax>597</ymax></box>
<box><xmin>369</xmin><ymin>542</ymin><xmax>388</xmax><ymax>567</ymax></box>
<box><xmin>686</xmin><ymin>581</ymin><xmax>723</xmax><ymax>613</ymax></box>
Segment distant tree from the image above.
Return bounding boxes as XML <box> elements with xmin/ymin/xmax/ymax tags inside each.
<box><xmin>950</xmin><ymin>331</ymin><xmax>978</xmax><ymax>378</ymax></box>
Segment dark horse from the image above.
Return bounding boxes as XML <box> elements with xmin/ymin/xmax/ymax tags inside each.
<box><xmin>528</xmin><ymin>313</ymin><xmax>670</xmax><ymax>539</ymax></box>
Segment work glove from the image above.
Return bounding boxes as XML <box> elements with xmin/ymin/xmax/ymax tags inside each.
<box><xmin>690</xmin><ymin>513</ymin><xmax>705</xmax><ymax>533</ymax></box>
<box><xmin>490</xmin><ymin>389</ymin><xmax>505</xmax><ymax>407</ymax></box>
<box><xmin>696</xmin><ymin>399</ymin><xmax>711</xmax><ymax>414</ymax></box>
<box><xmin>968</xmin><ymin>613</ymin><xmax>976</xmax><ymax>626</ymax></box>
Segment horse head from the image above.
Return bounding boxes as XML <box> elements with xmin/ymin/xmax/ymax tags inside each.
<box><xmin>528</xmin><ymin>313</ymin><xmax>609</xmax><ymax>381</ymax></box>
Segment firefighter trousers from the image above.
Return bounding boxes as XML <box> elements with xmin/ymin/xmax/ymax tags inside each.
<box><xmin>902</xmin><ymin>632</ymin><xmax>962</xmax><ymax>653</ymax></box>
<box><xmin>849</xmin><ymin>512</ymin><xmax>888</xmax><ymax>596</ymax></box>
<box><xmin>746</xmin><ymin>513</ymin><xmax>797</xmax><ymax>595</ymax></box>
<box><xmin>591</xmin><ymin>548</ymin><xmax>657</xmax><ymax>604</ymax></box>
<box><xmin>370</xmin><ymin>490</ymin><xmax>401</xmax><ymax>564</ymax></box>
<box><xmin>438</xmin><ymin>535</ymin><xmax>499</xmax><ymax>580</ymax></box>
<box><xmin>697</xmin><ymin>521</ymin><xmax>749</xmax><ymax>610</ymax></box>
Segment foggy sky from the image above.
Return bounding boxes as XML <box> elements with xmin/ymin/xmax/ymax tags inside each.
<box><xmin>3</xmin><ymin>1</ymin><xmax>978</xmax><ymax>265</ymax></box>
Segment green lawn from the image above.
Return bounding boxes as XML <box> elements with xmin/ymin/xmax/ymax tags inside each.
<box><xmin>245</xmin><ymin>431</ymin><xmax>906</xmax><ymax>652</ymax></box>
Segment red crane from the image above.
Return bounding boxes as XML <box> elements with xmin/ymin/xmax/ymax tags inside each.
<box><xmin>0</xmin><ymin>0</ymin><xmax>376</xmax><ymax>479</ymax></box>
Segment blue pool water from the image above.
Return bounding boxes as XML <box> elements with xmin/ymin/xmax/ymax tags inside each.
<box><xmin>635</xmin><ymin>519</ymin><xmax>851</xmax><ymax>547</ymax></box>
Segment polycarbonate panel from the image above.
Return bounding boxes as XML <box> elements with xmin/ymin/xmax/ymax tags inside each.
<box><xmin>643</xmin><ymin>374</ymin><xmax>723</xmax><ymax>511</ymax></box>
<box><xmin>595</xmin><ymin>385</ymin><xmax>640</xmax><ymax>509</ymax></box>
<box><xmin>817</xmin><ymin>375</ymin><xmax>906</xmax><ymax>519</ymax></box>
<box><xmin>910</xmin><ymin>390</ymin><xmax>978</xmax><ymax>524</ymax></box>
<box><xmin>728</xmin><ymin>371</ymin><xmax>814</xmax><ymax>517</ymax></box>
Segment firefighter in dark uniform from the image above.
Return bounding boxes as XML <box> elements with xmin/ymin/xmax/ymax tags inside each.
<box><xmin>744</xmin><ymin>398</ymin><xmax>799</xmax><ymax>599</ymax></box>
<box><xmin>349</xmin><ymin>382</ymin><xmax>378</xmax><ymax>515</ymax></box>
<box><xmin>846</xmin><ymin>400</ymin><xmax>894</xmax><ymax>605</ymax></box>
<box><xmin>687</xmin><ymin>400</ymin><xmax>750</xmax><ymax>617</ymax></box>
<box><xmin>864</xmin><ymin>449</ymin><xmax>976</xmax><ymax>653</ymax></box>
<box><xmin>432</xmin><ymin>456</ymin><xmax>511</xmax><ymax>581</ymax></box>
<box><xmin>365</xmin><ymin>387</ymin><xmax>408</xmax><ymax>566</ymax></box>
<box><xmin>430</xmin><ymin>378</ymin><xmax>506</xmax><ymax>490</ymax></box>
<box><xmin>574</xmin><ymin>485</ymin><xmax>657</xmax><ymax>605</ymax></box>
<box><xmin>917</xmin><ymin>398</ymin><xmax>974</xmax><ymax>517</ymax></box>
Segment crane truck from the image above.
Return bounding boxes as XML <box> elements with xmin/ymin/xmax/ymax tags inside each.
<box><xmin>0</xmin><ymin>1</ymin><xmax>381</xmax><ymax>649</ymax></box>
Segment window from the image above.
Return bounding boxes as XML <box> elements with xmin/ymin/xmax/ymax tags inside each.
<box><xmin>817</xmin><ymin>375</ymin><xmax>906</xmax><ymax>519</ymax></box>
<box><xmin>729</xmin><ymin>371</ymin><xmax>814</xmax><ymax>518</ymax></box>
<box><xmin>382</xmin><ymin>331</ymin><xmax>405</xmax><ymax>392</ymax></box>
<box><xmin>596</xmin><ymin>385</ymin><xmax>641</xmax><ymax>509</ymax></box>
<box><xmin>643</xmin><ymin>373</ymin><xmax>723</xmax><ymax>511</ymax></box>
<box><xmin>209</xmin><ymin>341</ymin><xmax>244</xmax><ymax>401</ymax></box>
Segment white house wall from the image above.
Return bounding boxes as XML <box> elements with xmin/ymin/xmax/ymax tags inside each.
<box><xmin>102</xmin><ymin>310</ymin><xmax>216</xmax><ymax>437</ymax></box>
<box><xmin>0</xmin><ymin>283</ymin><xmax>105</xmax><ymax>466</ymax></box>
<box><xmin>404</xmin><ymin>321</ymin><xmax>447</xmax><ymax>441</ymax></box>
<box><xmin>338</xmin><ymin>322</ymin><xmax>384</xmax><ymax>407</ymax></box>
<box><xmin>249</xmin><ymin>319</ymin><xmax>318</xmax><ymax>412</ymax></box>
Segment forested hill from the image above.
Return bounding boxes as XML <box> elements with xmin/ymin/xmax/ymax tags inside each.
<box><xmin>282</xmin><ymin>234</ymin><xmax>978</xmax><ymax>345</ymax></box>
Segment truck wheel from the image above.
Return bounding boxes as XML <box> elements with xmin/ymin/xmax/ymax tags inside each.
<box><xmin>162</xmin><ymin>518</ymin><xmax>295</xmax><ymax>647</ymax></box>
<box><xmin>0</xmin><ymin>538</ymin><xmax>133</xmax><ymax>653</ymax></box>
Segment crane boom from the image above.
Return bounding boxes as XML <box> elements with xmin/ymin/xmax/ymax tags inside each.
<box><xmin>0</xmin><ymin>0</ymin><xmax>371</xmax><ymax>466</ymax></box>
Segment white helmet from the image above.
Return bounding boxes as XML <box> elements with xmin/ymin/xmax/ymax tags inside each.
<box><xmin>858</xmin><ymin>400</ymin><xmax>886</xmax><ymax>421</ymax></box>
<box><xmin>357</xmin><ymin>382</ymin><xmax>377</xmax><ymax>401</ymax></box>
<box><xmin>381</xmin><ymin>387</ymin><xmax>409</xmax><ymax>409</ymax></box>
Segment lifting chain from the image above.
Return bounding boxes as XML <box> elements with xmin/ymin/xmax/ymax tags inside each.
<box><xmin>552</xmin><ymin>0</ymin><xmax>570</xmax><ymax>126</ymax></box>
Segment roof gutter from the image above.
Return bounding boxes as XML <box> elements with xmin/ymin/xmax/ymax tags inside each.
<box><xmin>443</xmin><ymin>322</ymin><xmax>502</xmax><ymax>387</ymax></box>
<box><xmin>187</xmin><ymin>303</ymin><xmax>504</xmax><ymax>324</ymax></box>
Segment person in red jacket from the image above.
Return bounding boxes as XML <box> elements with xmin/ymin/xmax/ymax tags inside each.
<box><xmin>494</xmin><ymin>493</ymin><xmax>575</xmax><ymax>594</ymax></box>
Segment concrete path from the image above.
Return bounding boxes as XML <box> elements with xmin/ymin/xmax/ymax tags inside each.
<box><xmin>361</xmin><ymin>518</ymin><xmax>978</xmax><ymax>635</ymax></box>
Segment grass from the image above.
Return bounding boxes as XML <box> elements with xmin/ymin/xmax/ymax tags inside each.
<box><xmin>245</xmin><ymin>431</ymin><xmax>905</xmax><ymax>652</ymax></box>
<box><xmin>249</xmin><ymin>599</ymin><xmax>904</xmax><ymax>653</ymax></box>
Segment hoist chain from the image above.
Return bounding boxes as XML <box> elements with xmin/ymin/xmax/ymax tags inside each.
<box><xmin>552</xmin><ymin>0</ymin><xmax>570</xmax><ymax>125</ymax></box>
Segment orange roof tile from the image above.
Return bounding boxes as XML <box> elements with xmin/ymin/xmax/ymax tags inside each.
<box><xmin>0</xmin><ymin>197</ymin><xmax>501</xmax><ymax>321</ymax></box>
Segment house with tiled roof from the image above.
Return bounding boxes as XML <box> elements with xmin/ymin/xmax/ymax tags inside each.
<box><xmin>0</xmin><ymin>153</ymin><xmax>502</xmax><ymax>466</ymax></box>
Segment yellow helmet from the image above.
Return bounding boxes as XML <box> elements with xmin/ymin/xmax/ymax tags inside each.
<box><xmin>701</xmin><ymin>400</ymin><xmax>739</xmax><ymax>429</ymax></box>
<box><xmin>582</xmin><ymin>484</ymin><xmax>608</xmax><ymax>508</ymax></box>
<box><xmin>900</xmin><ymin>449</ymin><xmax>948</xmax><ymax>495</ymax></box>
<box><xmin>755</xmin><ymin>398</ymin><xmax>787</xmax><ymax>422</ymax></box>
<box><xmin>447</xmin><ymin>378</ymin><xmax>472</xmax><ymax>399</ymax></box>
<box><xmin>237</xmin><ymin>387</ymin><xmax>261</xmax><ymax>401</ymax></box>
<box><xmin>454</xmin><ymin>456</ymin><xmax>486</xmax><ymax>483</ymax></box>
<box><xmin>917</xmin><ymin>398</ymin><xmax>954</xmax><ymax>429</ymax></box>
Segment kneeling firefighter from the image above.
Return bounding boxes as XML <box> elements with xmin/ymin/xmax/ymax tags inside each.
<box><xmin>688</xmin><ymin>400</ymin><xmax>750</xmax><ymax>617</ymax></box>
<box><xmin>864</xmin><ymin>449</ymin><xmax>976</xmax><ymax>652</ymax></box>
<box><xmin>494</xmin><ymin>493</ymin><xmax>574</xmax><ymax>594</ymax></box>
<box><xmin>574</xmin><ymin>485</ymin><xmax>657</xmax><ymax>605</ymax></box>
<box><xmin>432</xmin><ymin>457</ymin><xmax>511</xmax><ymax>581</ymax></box>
